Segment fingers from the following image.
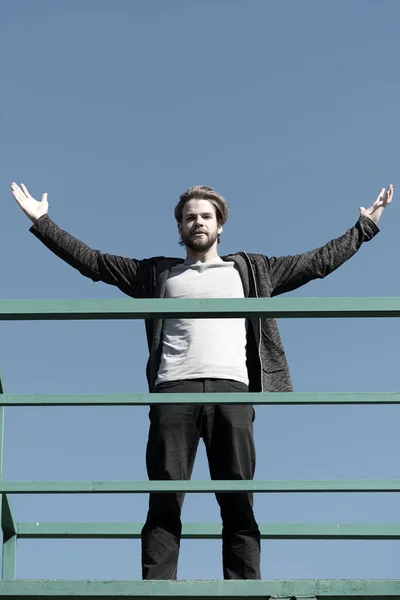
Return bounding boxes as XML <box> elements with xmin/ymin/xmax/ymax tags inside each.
<box><xmin>386</xmin><ymin>183</ymin><xmax>394</xmax><ymax>204</ymax></box>
<box><xmin>372</xmin><ymin>185</ymin><xmax>394</xmax><ymax>209</ymax></box>
<box><xmin>373</xmin><ymin>187</ymin><xmax>385</xmax><ymax>207</ymax></box>
<box><xmin>11</xmin><ymin>182</ymin><xmax>22</xmax><ymax>195</ymax></box>
<box><xmin>10</xmin><ymin>182</ymin><xmax>27</xmax><ymax>207</ymax></box>
<box><xmin>20</xmin><ymin>183</ymin><xmax>31</xmax><ymax>198</ymax></box>
<box><xmin>11</xmin><ymin>182</ymin><xmax>49</xmax><ymax>213</ymax></box>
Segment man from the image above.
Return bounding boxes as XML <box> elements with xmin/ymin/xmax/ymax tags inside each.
<box><xmin>10</xmin><ymin>181</ymin><xmax>393</xmax><ymax>580</ymax></box>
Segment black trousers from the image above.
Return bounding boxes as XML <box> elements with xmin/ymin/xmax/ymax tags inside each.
<box><xmin>141</xmin><ymin>378</ymin><xmax>261</xmax><ymax>580</ymax></box>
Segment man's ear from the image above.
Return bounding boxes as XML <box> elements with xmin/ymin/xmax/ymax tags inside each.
<box><xmin>218</xmin><ymin>225</ymin><xmax>223</xmax><ymax>234</ymax></box>
<box><xmin>177</xmin><ymin>222</ymin><xmax>182</xmax><ymax>236</ymax></box>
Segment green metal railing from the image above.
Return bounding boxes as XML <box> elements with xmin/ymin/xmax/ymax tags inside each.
<box><xmin>1</xmin><ymin>297</ymin><xmax>400</xmax><ymax>599</ymax></box>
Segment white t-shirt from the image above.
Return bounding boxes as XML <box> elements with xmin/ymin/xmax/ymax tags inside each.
<box><xmin>156</xmin><ymin>257</ymin><xmax>248</xmax><ymax>386</ymax></box>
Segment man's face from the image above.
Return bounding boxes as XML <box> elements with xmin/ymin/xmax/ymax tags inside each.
<box><xmin>179</xmin><ymin>199</ymin><xmax>222</xmax><ymax>253</ymax></box>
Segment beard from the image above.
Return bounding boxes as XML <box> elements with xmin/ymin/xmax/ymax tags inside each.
<box><xmin>181</xmin><ymin>229</ymin><xmax>219</xmax><ymax>252</ymax></box>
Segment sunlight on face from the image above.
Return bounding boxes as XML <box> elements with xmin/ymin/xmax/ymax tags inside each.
<box><xmin>179</xmin><ymin>199</ymin><xmax>221</xmax><ymax>252</ymax></box>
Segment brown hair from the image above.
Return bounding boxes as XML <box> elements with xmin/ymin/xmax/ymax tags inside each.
<box><xmin>174</xmin><ymin>185</ymin><xmax>229</xmax><ymax>226</ymax></box>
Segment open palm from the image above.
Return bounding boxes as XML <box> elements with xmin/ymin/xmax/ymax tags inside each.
<box><xmin>360</xmin><ymin>184</ymin><xmax>393</xmax><ymax>225</ymax></box>
<box><xmin>11</xmin><ymin>182</ymin><xmax>48</xmax><ymax>223</ymax></box>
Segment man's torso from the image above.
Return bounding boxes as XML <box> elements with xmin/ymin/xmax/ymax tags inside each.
<box><xmin>156</xmin><ymin>258</ymin><xmax>249</xmax><ymax>386</ymax></box>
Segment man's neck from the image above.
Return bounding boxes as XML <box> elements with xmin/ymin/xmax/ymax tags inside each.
<box><xmin>185</xmin><ymin>246</ymin><xmax>220</xmax><ymax>263</ymax></box>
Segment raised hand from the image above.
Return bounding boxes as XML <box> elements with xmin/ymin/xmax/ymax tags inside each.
<box><xmin>11</xmin><ymin>182</ymin><xmax>49</xmax><ymax>223</ymax></box>
<box><xmin>360</xmin><ymin>184</ymin><xmax>393</xmax><ymax>225</ymax></box>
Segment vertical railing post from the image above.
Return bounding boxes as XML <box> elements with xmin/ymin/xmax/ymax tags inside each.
<box><xmin>0</xmin><ymin>373</ymin><xmax>17</xmax><ymax>579</ymax></box>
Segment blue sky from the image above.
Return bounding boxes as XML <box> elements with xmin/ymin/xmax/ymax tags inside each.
<box><xmin>1</xmin><ymin>0</ymin><xmax>400</xmax><ymax>581</ymax></box>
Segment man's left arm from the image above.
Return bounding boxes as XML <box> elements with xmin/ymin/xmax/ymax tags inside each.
<box><xmin>268</xmin><ymin>185</ymin><xmax>393</xmax><ymax>297</ymax></box>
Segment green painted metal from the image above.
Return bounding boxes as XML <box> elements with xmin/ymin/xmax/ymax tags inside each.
<box><xmin>1</xmin><ymin>495</ymin><xmax>16</xmax><ymax>538</ymax></box>
<box><xmin>1</xmin><ymin>296</ymin><xmax>400</xmax><ymax>321</ymax></box>
<box><xmin>0</xmin><ymin>373</ymin><xmax>4</xmax><ymax>478</ymax></box>
<box><xmin>0</xmin><ymin>375</ymin><xmax>17</xmax><ymax>580</ymax></box>
<box><xmin>1</xmin><ymin>299</ymin><xmax>400</xmax><ymax>595</ymax></box>
<box><xmin>1</xmin><ymin>535</ymin><xmax>16</xmax><ymax>580</ymax></box>
<box><xmin>15</xmin><ymin>521</ymin><xmax>400</xmax><ymax>540</ymax></box>
<box><xmin>1</xmin><ymin>391</ymin><xmax>400</xmax><ymax>406</ymax></box>
<box><xmin>1</xmin><ymin>497</ymin><xmax>17</xmax><ymax>580</ymax></box>
<box><xmin>0</xmin><ymin>376</ymin><xmax>17</xmax><ymax>538</ymax></box>
<box><xmin>1</xmin><ymin>579</ymin><xmax>400</xmax><ymax>598</ymax></box>
<box><xmin>1</xmin><ymin>479</ymin><xmax>400</xmax><ymax>494</ymax></box>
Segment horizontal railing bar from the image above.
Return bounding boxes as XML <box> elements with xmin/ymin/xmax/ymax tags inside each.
<box><xmin>2</xmin><ymin>392</ymin><xmax>400</xmax><ymax>406</ymax></box>
<box><xmin>1</xmin><ymin>297</ymin><xmax>400</xmax><ymax>320</ymax></box>
<box><xmin>16</xmin><ymin>521</ymin><xmax>400</xmax><ymax>540</ymax></box>
<box><xmin>2</xmin><ymin>480</ymin><xmax>400</xmax><ymax>493</ymax></box>
<box><xmin>1</xmin><ymin>579</ymin><xmax>400</xmax><ymax>597</ymax></box>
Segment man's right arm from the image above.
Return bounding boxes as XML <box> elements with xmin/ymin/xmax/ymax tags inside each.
<box><xmin>11</xmin><ymin>182</ymin><xmax>140</xmax><ymax>296</ymax></box>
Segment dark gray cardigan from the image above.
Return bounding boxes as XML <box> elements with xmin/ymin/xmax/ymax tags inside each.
<box><xmin>30</xmin><ymin>215</ymin><xmax>379</xmax><ymax>392</ymax></box>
